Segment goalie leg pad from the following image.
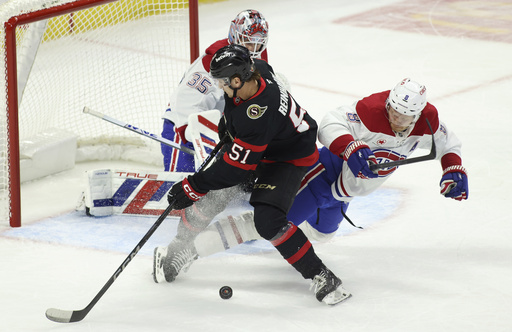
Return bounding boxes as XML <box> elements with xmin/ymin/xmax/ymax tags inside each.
<box><xmin>82</xmin><ymin>169</ymin><xmax>190</xmax><ymax>217</ymax></box>
<box><xmin>194</xmin><ymin>210</ymin><xmax>261</xmax><ymax>257</ymax></box>
<box><xmin>84</xmin><ymin>169</ymin><xmax>114</xmax><ymax>216</ymax></box>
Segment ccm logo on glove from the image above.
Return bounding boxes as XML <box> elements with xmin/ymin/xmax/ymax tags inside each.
<box><xmin>183</xmin><ymin>181</ymin><xmax>203</xmax><ymax>200</ymax></box>
<box><xmin>168</xmin><ymin>176</ymin><xmax>207</xmax><ymax>210</ymax></box>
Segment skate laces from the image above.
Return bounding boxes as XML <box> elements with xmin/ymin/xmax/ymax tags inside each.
<box><xmin>310</xmin><ymin>269</ymin><xmax>344</xmax><ymax>302</ymax></box>
<box><xmin>310</xmin><ymin>270</ymin><xmax>328</xmax><ymax>294</ymax></box>
<box><xmin>310</xmin><ymin>269</ymin><xmax>351</xmax><ymax>305</ymax></box>
<box><xmin>170</xmin><ymin>248</ymin><xmax>197</xmax><ymax>273</ymax></box>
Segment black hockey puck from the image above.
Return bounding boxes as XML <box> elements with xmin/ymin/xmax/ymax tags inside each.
<box><xmin>219</xmin><ymin>286</ymin><xmax>233</xmax><ymax>299</ymax></box>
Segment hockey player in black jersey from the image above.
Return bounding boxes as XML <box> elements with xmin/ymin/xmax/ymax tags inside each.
<box><xmin>153</xmin><ymin>44</ymin><xmax>350</xmax><ymax>305</ymax></box>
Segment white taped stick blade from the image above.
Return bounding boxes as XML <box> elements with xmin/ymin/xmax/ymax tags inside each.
<box><xmin>45</xmin><ymin>308</ymin><xmax>73</xmax><ymax>323</ymax></box>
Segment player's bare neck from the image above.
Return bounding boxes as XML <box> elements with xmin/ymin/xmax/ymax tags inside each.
<box><xmin>237</xmin><ymin>80</ymin><xmax>259</xmax><ymax>101</ymax></box>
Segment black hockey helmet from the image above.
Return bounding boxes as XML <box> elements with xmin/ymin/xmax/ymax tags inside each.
<box><xmin>210</xmin><ymin>44</ymin><xmax>255</xmax><ymax>83</ymax></box>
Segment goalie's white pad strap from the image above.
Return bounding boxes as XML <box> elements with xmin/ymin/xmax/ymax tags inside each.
<box><xmin>194</xmin><ymin>211</ymin><xmax>262</xmax><ymax>257</ymax></box>
<box><xmin>83</xmin><ymin>169</ymin><xmax>191</xmax><ymax>217</ymax></box>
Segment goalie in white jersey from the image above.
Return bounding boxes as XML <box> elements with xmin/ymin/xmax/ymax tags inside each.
<box><xmin>161</xmin><ymin>78</ymin><xmax>469</xmax><ymax>281</ymax></box>
<box><xmin>161</xmin><ymin>9</ymin><xmax>269</xmax><ymax>172</ymax></box>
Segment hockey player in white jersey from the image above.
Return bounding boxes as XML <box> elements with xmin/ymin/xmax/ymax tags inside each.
<box><xmin>161</xmin><ymin>9</ymin><xmax>269</xmax><ymax>172</ymax></box>
<box><xmin>290</xmin><ymin>77</ymin><xmax>468</xmax><ymax>240</ymax></box>
<box><xmin>154</xmin><ymin>78</ymin><xmax>469</xmax><ymax>286</ymax></box>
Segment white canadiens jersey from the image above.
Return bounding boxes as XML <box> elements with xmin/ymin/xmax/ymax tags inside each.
<box><xmin>162</xmin><ymin>40</ymin><xmax>229</xmax><ymax>128</ymax></box>
<box><xmin>318</xmin><ymin>90</ymin><xmax>463</xmax><ymax>201</ymax></box>
<box><xmin>162</xmin><ymin>38</ymin><xmax>269</xmax><ymax>130</ymax></box>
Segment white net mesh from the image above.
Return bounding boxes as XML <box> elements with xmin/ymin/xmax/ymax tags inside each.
<box><xmin>0</xmin><ymin>0</ymin><xmax>193</xmax><ymax>226</ymax></box>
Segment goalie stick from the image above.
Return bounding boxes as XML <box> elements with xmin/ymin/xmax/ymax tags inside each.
<box><xmin>83</xmin><ymin>107</ymin><xmax>195</xmax><ymax>156</ymax></box>
<box><xmin>45</xmin><ymin>136</ymin><xmax>228</xmax><ymax>323</ymax></box>
<box><xmin>369</xmin><ymin>118</ymin><xmax>436</xmax><ymax>171</ymax></box>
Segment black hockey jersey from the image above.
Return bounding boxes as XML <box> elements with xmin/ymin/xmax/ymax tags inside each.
<box><xmin>193</xmin><ymin>59</ymin><xmax>319</xmax><ymax>191</ymax></box>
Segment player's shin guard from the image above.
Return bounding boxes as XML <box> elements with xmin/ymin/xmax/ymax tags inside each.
<box><xmin>270</xmin><ymin>222</ymin><xmax>325</xmax><ymax>279</ymax></box>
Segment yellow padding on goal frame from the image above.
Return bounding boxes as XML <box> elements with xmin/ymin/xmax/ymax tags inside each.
<box><xmin>41</xmin><ymin>0</ymin><xmax>226</xmax><ymax>42</ymax></box>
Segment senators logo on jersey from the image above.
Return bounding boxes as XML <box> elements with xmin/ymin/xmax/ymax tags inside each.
<box><xmin>246</xmin><ymin>104</ymin><xmax>267</xmax><ymax>119</ymax></box>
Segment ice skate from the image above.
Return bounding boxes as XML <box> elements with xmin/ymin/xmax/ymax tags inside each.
<box><xmin>310</xmin><ymin>268</ymin><xmax>351</xmax><ymax>305</ymax></box>
<box><xmin>153</xmin><ymin>238</ymin><xmax>198</xmax><ymax>283</ymax></box>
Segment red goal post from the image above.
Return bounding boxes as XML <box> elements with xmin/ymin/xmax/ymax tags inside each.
<box><xmin>1</xmin><ymin>0</ymin><xmax>199</xmax><ymax>227</ymax></box>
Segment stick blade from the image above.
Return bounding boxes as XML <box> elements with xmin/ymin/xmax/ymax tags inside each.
<box><xmin>46</xmin><ymin>308</ymin><xmax>85</xmax><ymax>323</ymax></box>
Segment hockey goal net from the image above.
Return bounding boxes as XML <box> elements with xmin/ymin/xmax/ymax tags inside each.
<box><xmin>1</xmin><ymin>0</ymin><xmax>199</xmax><ymax>227</ymax></box>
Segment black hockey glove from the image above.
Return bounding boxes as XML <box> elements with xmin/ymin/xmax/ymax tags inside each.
<box><xmin>168</xmin><ymin>176</ymin><xmax>207</xmax><ymax>210</ymax></box>
<box><xmin>240</xmin><ymin>171</ymin><xmax>256</xmax><ymax>193</ymax></box>
<box><xmin>218</xmin><ymin>116</ymin><xmax>227</xmax><ymax>141</ymax></box>
<box><xmin>217</xmin><ymin>116</ymin><xmax>233</xmax><ymax>143</ymax></box>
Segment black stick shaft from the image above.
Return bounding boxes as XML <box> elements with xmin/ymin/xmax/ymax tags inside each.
<box><xmin>369</xmin><ymin>118</ymin><xmax>436</xmax><ymax>171</ymax></box>
<box><xmin>46</xmin><ymin>137</ymin><xmax>227</xmax><ymax>323</ymax></box>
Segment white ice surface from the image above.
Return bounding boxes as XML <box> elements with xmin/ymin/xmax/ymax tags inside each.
<box><xmin>1</xmin><ymin>0</ymin><xmax>511</xmax><ymax>331</ymax></box>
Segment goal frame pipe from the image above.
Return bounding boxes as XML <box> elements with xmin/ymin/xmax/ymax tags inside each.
<box><xmin>189</xmin><ymin>0</ymin><xmax>200</xmax><ymax>63</ymax></box>
<box><xmin>4</xmin><ymin>0</ymin><xmax>199</xmax><ymax>227</ymax></box>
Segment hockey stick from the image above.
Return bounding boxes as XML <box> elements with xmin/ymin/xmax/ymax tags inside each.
<box><xmin>83</xmin><ymin>107</ymin><xmax>195</xmax><ymax>156</ymax></box>
<box><xmin>369</xmin><ymin>118</ymin><xmax>436</xmax><ymax>171</ymax></box>
<box><xmin>45</xmin><ymin>137</ymin><xmax>227</xmax><ymax>323</ymax></box>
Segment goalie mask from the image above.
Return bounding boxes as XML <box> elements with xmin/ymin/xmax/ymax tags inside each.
<box><xmin>228</xmin><ymin>9</ymin><xmax>269</xmax><ymax>59</ymax></box>
<box><xmin>210</xmin><ymin>44</ymin><xmax>255</xmax><ymax>84</ymax></box>
<box><xmin>387</xmin><ymin>78</ymin><xmax>427</xmax><ymax>116</ymax></box>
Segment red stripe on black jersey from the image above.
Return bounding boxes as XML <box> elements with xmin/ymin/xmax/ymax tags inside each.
<box><xmin>250</xmin><ymin>77</ymin><xmax>266</xmax><ymax>100</ymax></box>
<box><xmin>232</xmin><ymin>137</ymin><xmax>267</xmax><ymax>152</ymax></box>
<box><xmin>190</xmin><ymin>59</ymin><xmax>318</xmax><ymax>192</ymax></box>
<box><xmin>222</xmin><ymin>138</ymin><xmax>268</xmax><ymax>171</ymax></box>
<box><xmin>233</xmin><ymin>78</ymin><xmax>267</xmax><ymax>106</ymax></box>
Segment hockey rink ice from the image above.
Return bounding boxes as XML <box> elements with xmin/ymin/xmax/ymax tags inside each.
<box><xmin>1</xmin><ymin>0</ymin><xmax>511</xmax><ymax>331</ymax></box>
